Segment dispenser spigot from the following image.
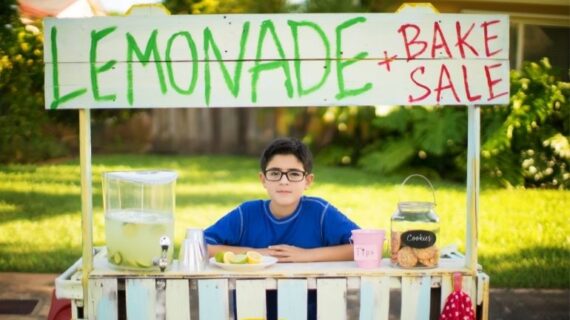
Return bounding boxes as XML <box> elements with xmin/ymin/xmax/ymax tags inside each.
<box><xmin>153</xmin><ymin>235</ymin><xmax>171</xmax><ymax>272</ymax></box>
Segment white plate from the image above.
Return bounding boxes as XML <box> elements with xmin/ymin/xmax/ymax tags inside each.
<box><xmin>209</xmin><ymin>256</ymin><xmax>278</xmax><ymax>271</ymax></box>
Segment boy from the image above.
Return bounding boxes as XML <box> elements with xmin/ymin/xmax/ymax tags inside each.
<box><xmin>205</xmin><ymin>137</ymin><xmax>359</xmax><ymax>261</ymax></box>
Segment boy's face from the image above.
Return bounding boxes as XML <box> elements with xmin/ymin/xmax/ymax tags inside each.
<box><xmin>260</xmin><ymin>154</ymin><xmax>314</xmax><ymax>208</ymax></box>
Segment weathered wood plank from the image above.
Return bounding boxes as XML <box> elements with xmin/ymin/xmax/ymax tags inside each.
<box><xmin>88</xmin><ymin>278</ymin><xmax>118</xmax><ymax>320</ymax></box>
<box><xmin>126</xmin><ymin>278</ymin><xmax>156</xmax><ymax>320</ymax></box>
<box><xmin>317</xmin><ymin>278</ymin><xmax>347</xmax><ymax>320</ymax></box>
<box><xmin>359</xmin><ymin>276</ymin><xmax>390</xmax><ymax>320</ymax></box>
<box><xmin>278</xmin><ymin>279</ymin><xmax>308</xmax><ymax>320</ymax></box>
<box><xmin>401</xmin><ymin>275</ymin><xmax>431</xmax><ymax>320</ymax></box>
<box><xmin>462</xmin><ymin>275</ymin><xmax>477</xmax><ymax>315</ymax></box>
<box><xmin>166</xmin><ymin>279</ymin><xmax>190</xmax><ymax>320</ymax></box>
<box><xmin>236</xmin><ymin>279</ymin><xmax>267</xmax><ymax>320</ymax></box>
<box><xmin>440</xmin><ymin>274</ymin><xmax>453</xmax><ymax>312</ymax></box>
<box><xmin>198</xmin><ymin>279</ymin><xmax>229</xmax><ymax>320</ymax></box>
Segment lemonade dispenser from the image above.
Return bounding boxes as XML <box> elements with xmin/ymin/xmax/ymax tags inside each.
<box><xmin>103</xmin><ymin>170</ymin><xmax>177</xmax><ymax>271</ymax></box>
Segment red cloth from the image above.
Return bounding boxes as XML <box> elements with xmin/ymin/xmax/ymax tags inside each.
<box><xmin>439</xmin><ymin>273</ymin><xmax>475</xmax><ymax>320</ymax></box>
<box><xmin>47</xmin><ymin>289</ymin><xmax>71</xmax><ymax>320</ymax></box>
<box><xmin>439</xmin><ymin>290</ymin><xmax>475</xmax><ymax>320</ymax></box>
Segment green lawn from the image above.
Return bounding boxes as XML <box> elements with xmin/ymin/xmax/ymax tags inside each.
<box><xmin>0</xmin><ymin>154</ymin><xmax>568</xmax><ymax>288</ymax></box>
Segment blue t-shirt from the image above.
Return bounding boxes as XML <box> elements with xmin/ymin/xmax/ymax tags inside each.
<box><xmin>205</xmin><ymin>196</ymin><xmax>359</xmax><ymax>248</ymax></box>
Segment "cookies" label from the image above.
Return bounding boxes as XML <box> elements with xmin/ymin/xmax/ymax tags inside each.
<box><xmin>401</xmin><ymin>230</ymin><xmax>436</xmax><ymax>248</ymax></box>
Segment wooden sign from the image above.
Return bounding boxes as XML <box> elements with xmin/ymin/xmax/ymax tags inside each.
<box><xmin>44</xmin><ymin>12</ymin><xmax>509</xmax><ymax>109</ymax></box>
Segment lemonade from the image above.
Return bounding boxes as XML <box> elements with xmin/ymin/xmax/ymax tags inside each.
<box><xmin>105</xmin><ymin>210</ymin><xmax>174</xmax><ymax>270</ymax></box>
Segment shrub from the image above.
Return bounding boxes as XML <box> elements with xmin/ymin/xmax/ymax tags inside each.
<box><xmin>481</xmin><ymin>58</ymin><xmax>569</xmax><ymax>188</ymax></box>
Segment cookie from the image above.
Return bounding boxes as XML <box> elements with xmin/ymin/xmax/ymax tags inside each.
<box><xmin>391</xmin><ymin>232</ymin><xmax>401</xmax><ymax>254</ymax></box>
<box><xmin>419</xmin><ymin>255</ymin><xmax>439</xmax><ymax>268</ymax></box>
<box><xmin>397</xmin><ymin>246</ymin><xmax>418</xmax><ymax>268</ymax></box>
<box><xmin>413</xmin><ymin>246</ymin><xmax>438</xmax><ymax>260</ymax></box>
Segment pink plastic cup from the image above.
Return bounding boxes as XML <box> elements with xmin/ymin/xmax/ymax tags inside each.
<box><xmin>351</xmin><ymin>229</ymin><xmax>386</xmax><ymax>268</ymax></box>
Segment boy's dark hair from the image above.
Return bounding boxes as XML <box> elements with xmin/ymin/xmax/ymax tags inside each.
<box><xmin>260</xmin><ymin>137</ymin><xmax>313</xmax><ymax>173</ymax></box>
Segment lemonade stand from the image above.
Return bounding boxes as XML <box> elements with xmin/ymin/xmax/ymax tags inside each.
<box><xmin>46</xmin><ymin>4</ymin><xmax>508</xmax><ymax>319</ymax></box>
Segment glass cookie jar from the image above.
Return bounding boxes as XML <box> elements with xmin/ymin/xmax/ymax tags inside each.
<box><xmin>390</xmin><ymin>174</ymin><xmax>440</xmax><ymax>269</ymax></box>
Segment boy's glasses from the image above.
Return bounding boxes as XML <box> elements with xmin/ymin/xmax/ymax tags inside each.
<box><xmin>264</xmin><ymin>169</ymin><xmax>306</xmax><ymax>182</ymax></box>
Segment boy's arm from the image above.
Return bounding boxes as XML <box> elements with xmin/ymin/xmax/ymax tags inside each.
<box><xmin>267</xmin><ymin>244</ymin><xmax>354</xmax><ymax>262</ymax></box>
<box><xmin>208</xmin><ymin>244</ymin><xmax>273</xmax><ymax>257</ymax></box>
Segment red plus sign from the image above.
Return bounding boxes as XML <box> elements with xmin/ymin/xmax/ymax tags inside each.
<box><xmin>377</xmin><ymin>51</ymin><xmax>398</xmax><ymax>71</ymax></box>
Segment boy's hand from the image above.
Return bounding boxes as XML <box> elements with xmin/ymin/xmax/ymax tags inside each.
<box><xmin>266</xmin><ymin>245</ymin><xmax>312</xmax><ymax>262</ymax></box>
<box><xmin>266</xmin><ymin>244</ymin><xmax>354</xmax><ymax>262</ymax></box>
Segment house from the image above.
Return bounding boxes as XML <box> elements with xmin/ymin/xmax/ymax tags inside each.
<box><xmin>395</xmin><ymin>0</ymin><xmax>570</xmax><ymax>77</ymax></box>
<box><xmin>18</xmin><ymin>0</ymin><xmax>104</xmax><ymax>19</ymax></box>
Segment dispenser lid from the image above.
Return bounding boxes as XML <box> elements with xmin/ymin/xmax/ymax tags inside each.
<box><xmin>104</xmin><ymin>170</ymin><xmax>178</xmax><ymax>185</ymax></box>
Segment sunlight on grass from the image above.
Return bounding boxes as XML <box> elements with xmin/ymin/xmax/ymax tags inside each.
<box><xmin>0</xmin><ymin>201</ymin><xmax>18</xmax><ymax>214</ymax></box>
<box><xmin>0</xmin><ymin>154</ymin><xmax>568</xmax><ymax>288</ymax></box>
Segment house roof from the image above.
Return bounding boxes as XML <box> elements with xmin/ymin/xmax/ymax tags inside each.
<box><xmin>398</xmin><ymin>0</ymin><xmax>570</xmax><ymax>16</ymax></box>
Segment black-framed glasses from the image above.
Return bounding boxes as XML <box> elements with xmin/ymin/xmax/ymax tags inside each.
<box><xmin>264</xmin><ymin>169</ymin><xmax>306</xmax><ymax>182</ymax></box>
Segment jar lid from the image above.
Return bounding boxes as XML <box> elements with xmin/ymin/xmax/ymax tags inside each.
<box><xmin>103</xmin><ymin>170</ymin><xmax>178</xmax><ymax>185</ymax></box>
<box><xmin>398</xmin><ymin>201</ymin><xmax>435</xmax><ymax>212</ymax></box>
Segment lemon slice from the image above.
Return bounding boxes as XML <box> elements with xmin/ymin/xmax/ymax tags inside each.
<box><xmin>246</xmin><ymin>251</ymin><xmax>262</xmax><ymax>264</ymax></box>
<box><xmin>223</xmin><ymin>251</ymin><xmax>235</xmax><ymax>264</ymax></box>
<box><xmin>230</xmin><ymin>254</ymin><xmax>248</xmax><ymax>264</ymax></box>
<box><xmin>214</xmin><ymin>251</ymin><xmax>225</xmax><ymax>263</ymax></box>
<box><xmin>109</xmin><ymin>251</ymin><xmax>123</xmax><ymax>265</ymax></box>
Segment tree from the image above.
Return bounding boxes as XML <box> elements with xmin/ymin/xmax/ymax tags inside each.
<box><xmin>0</xmin><ymin>1</ymin><xmax>68</xmax><ymax>163</ymax></box>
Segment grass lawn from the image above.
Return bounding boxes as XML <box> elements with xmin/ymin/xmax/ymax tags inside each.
<box><xmin>0</xmin><ymin>154</ymin><xmax>568</xmax><ymax>288</ymax></box>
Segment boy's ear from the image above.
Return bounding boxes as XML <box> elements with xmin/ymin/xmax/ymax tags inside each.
<box><xmin>304</xmin><ymin>173</ymin><xmax>314</xmax><ymax>188</ymax></box>
<box><xmin>259</xmin><ymin>171</ymin><xmax>266</xmax><ymax>183</ymax></box>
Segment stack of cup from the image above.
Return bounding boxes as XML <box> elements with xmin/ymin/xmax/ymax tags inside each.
<box><xmin>179</xmin><ymin>228</ymin><xmax>208</xmax><ymax>272</ymax></box>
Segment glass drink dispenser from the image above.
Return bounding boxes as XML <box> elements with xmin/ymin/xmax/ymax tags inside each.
<box><xmin>103</xmin><ymin>170</ymin><xmax>177</xmax><ymax>270</ymax></box>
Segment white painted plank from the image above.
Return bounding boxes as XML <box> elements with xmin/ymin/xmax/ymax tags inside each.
<box><xmin>166</xmin><ymin>279</ymin><xmax>190</xmax><ymax>320</ymax></box>
<box><xmin>479</xmin><ymin>273</ymin><xmax>490</xmax><ymax>320</ymax></box>
<box><xmin>45</xmin><ymin>59</ymin><xmax>509</xmax><ymax>110</ymax></box>
<box><xmin>278</xmin><ymin>279</ymin><xmax>308</xmax><ymax>320</ymax></box>
<box><xmin>126</xmin><ymin>278</ymin><xmax>156</xmax><ymax>320</ymax></box>
<box><xmin>440</xmin><ymin>274</ymin><xmax>453</xmax><ymax>312</ymax></box>
<box><xmin>401</xmin><ymin>276</ymin><xmax>431</xmax><ymax>320</ymax></box>
<box><xmin>317</xmin><ymin>278</ymin><xmax>347</xmax><ymax>320</ymax></box>
<box><xmin>236</xmin><ymin>280</ymin><xmax>267</xmax><ymax>320</ymax></box>
<box><xmin>198</xmin><ymin>279</ymin><xmax>229</xmax><ymax>320</ymax></box>
<box><xmin>88</xmin><ymin>278</ymin><xmax>118</xmax><ymax>320</ymax></box>
<box><xmin>44</xmin><ymin>14</ymin><xmax>509</xmax><ymax>63</ymax></box>
<box><xmin>462</xmin><ymin>276</ymin><xmax>477</xmax><ymax>312</ymax></box>
<box><xmin>359</xmin><ymin>276</ymin><xmax>390</xmax><ymax>320</ymax></box>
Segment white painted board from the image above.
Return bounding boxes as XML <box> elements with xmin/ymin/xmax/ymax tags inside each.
<box><xmin>317</xmin><ymin>278</ymin><xmax>347</xmax><ymax>320</ymax></box>
<box><xmin>126</xmin><ymin>278</ymin><xmax>156</xmax><ymax>320</ymax></box>
<box><xmin>401</xmin><ymin>276</ymin><xmax>431</xmax><ymax>320</ymax></box>
<box><xmin>44</xmin><ymin>13</ymin><xmax>509</xmax><ymax>109</ymax></box>
<box><xmin>197</xmin><ymin>279</ymin><xmax>229</xmax><ymax>320</ymax></box>
<box><xmin>236</xmin><ymin>279</ymin><xmax>267</xmax><ymax>320</ymax></box>
<box><xmin>166</xmin><ymin>279</ymin><xmax>191</xmax><ymax>320</ymax></box>
<box><xmin>278</xmin><ymin>279</ymin><xmax>308</xmax><ymax>320</ymax></box>
<box><xmin>359</xmin><ymin>276</ymin><xmax>390</xmax><ymax>320</ymax></box>
<box><xmin>88</xmin><ymin>278</ymin><xmax>118</xmax><ymax>320</ymax></box>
